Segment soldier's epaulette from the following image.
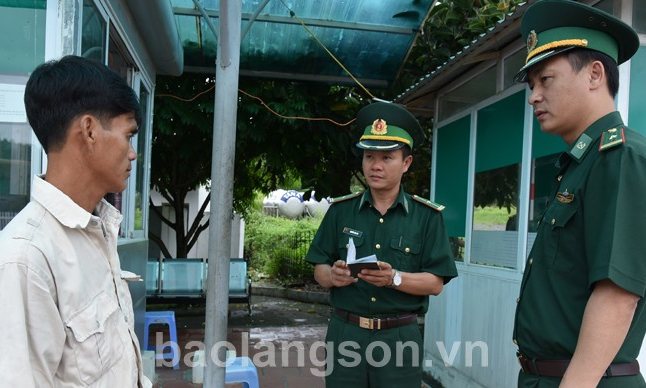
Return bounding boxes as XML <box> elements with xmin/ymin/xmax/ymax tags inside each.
<box><xmin>412</xmin><ymin>195</ymin><xmax>445</xmax><ymax>211</ymax></box>
<box><xmin>329</xmin><ymin>192</ymin><xmax>362</xmax><ymax>205</ymax></box>
<box><xmin>599</xmin><ymin>127</ymin><xmax>625</xmax><ymax>152</ymax></box>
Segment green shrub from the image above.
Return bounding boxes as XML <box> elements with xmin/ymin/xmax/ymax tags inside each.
<box><xmin>244</xmin><ymin>194</ymin><xmax>322</xmax><ymax>285</ymax></box>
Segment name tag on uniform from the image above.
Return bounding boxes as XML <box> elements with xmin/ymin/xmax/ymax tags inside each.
<box><xmin>343</xmin><ymin>227</ymin><xmax>363</xmax><ymax>238</ymax></box>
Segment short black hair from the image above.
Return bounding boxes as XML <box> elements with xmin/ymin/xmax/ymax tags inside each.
<box><xmin>24</xmin><ymin>55</ymin><xmax>141</xmax><ymax>153</ymax></box>
<box><xmin>565</xmin><ymin>48</ymin><xmax>620</xmax><ymax>98</ymax></box>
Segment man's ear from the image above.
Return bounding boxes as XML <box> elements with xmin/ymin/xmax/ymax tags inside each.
<box><xmin>77</xmin><ymin>114</ymin><xmax>99</xmax><ymax>145</ymax></box>
<box><xmin>403</xmin><ymin>154</ymin><xmax>413</xmax><ymax>172</ymax></box>
<box><xmin>589</xmin><ymin>60</ymin><xmax>605</xmax><ymax>91</ymax></box>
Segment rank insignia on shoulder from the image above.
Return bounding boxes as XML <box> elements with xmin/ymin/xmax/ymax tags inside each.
<box><xmin>599</xmin><ymin>128</ymin><xmax>625</xmax><ymax>151</ymax></box>
<box><xmin>412</xmin><ymin>195</ymin><xmax>445</xmax><ymax>211</ymax></box>
<box><xmin>330</xmin><ymin>192</ymin><xmax>362</xmax><ymax>205</ymax></box>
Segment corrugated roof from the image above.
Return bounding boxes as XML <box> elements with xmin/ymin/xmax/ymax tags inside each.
<box><xmin>171</xmin><ymin>0</ymin><xmax>436</xmax><ymax>88</ymax></box>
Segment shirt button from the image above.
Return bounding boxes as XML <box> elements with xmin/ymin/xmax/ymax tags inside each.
<box><xmin>551</xmin><ymin>218</ymin><xmax>556</xmax><ymax>225</ymax></box>
<box><xmin>513</xmin><ymin>338</ymin><xmax>518</xmax><ymax>345</ymax></box>
<box><xmin>375</xmin><ymin>244</ymin><xmax>381</xmax><ymax>249</ymax></box>
<box><xmin>124</xmin><ymin>315</ymin><xmax>129</xmax><ymax>322</ymax></box>
<box><xmin>371</xmin><ymin>297</ymin><xmax>376</xmax><ymax>302</ymax></box>
<box><xmin>557</xmin><ymin>175</ymin><xmax>563</xmax><ymax>181</ymax></box>
<box><xmin>405</xmin><ymin>247</ymin><xmax>410</xmax><ymax>253</ymax></box>
<box><xmin>91</xmin><ymin>221</ymin><xmax>98</xmax><ymax>226</ymax></box>
<box><xmin>379</xmin><ymin>218</ymin><xmax>384</xmax><ymax>223</ymax></box>
<box><xmin>346</xmin><ymin>244</ymin><xmax>349</xmax><ymax>248</ymax></box>
<box><xmin>528</xmin><ymin>258</ymin><xmax>533</xmax><ymax>265</ymax></box>
<box><xmin>516</xmin><ymin>297</ymin><xmax>520</xmax><ymax>304</ymax></box>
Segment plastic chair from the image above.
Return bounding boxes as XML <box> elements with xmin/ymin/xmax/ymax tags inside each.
<box><xmin>225</xmin><ymin>356</ymin><xmax>260</xmax><ymax>388</ymax></box>
<box><xmin>143</xmin><ymin>311</ymin><xmax>180</xmax><ymax>369</ymax></box>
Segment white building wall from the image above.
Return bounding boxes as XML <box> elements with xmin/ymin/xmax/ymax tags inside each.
<box><xmin>424</xmin><ymin>267</ymin><xmax>521</xmax><ymax>388</ymax></box>
<box><xmin>150</xmin><ymin>188</ymin><xmax>244</xmax><ymax>259</ymax></box>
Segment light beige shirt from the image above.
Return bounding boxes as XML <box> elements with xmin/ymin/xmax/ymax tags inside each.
<box><xmin>0</xmin><ymin>176</ymin><xmax>152</xmax><ymax>388</ymax></box>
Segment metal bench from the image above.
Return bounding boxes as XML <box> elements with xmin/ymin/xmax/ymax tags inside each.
<box><xmin>146</xmin><ymin>257</ymin><xmax>252</xmax><ymax>315</ymax></box>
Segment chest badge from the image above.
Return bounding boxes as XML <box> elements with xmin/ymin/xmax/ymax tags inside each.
<box><xmin>343</xmin><ymin>227</ymin><xmax>363</xmax><ymax>238</ymax></box>
<box><xmin>556</xmin><ymin>189</ymin><xmax>574</xmax><ymax>204</ymax></box>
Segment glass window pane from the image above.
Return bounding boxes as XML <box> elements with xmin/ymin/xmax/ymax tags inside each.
<box><xmin>0</xmin><ymin>120</ymin><xmax>31</xmax><ymax>230</ymax></box>
<box><xmin>0</xmin><ymin>2</ymin><xmax>46</xmax><ymax>74</ymax></box>
<box><xmin>81</xmin><ymin>0</ymin><xmax>107</xmax><ymax>63</ymax></box>
<box><xmin>470</xmin><ymin>92</ymin><xmax>525</xmax><ymax>269</ymax></box>
<box><xmin>439</xmin><ymin>66</ymin><xmax>496</xmax><ymax>121</ymax></box>
<box><xmin>634</xmin><ymin>0</ymin><xmax>646</xmax><ymax>33</ymax></box>
<box><xmin>435</xmin><ymin>116</ymin><xmax>470</xmax><ymax>261</ymax></box>
<box><xmin>134</xmin><ymin>86</ymin><xmax>149</xmax><ymax>231</ymax></box>
<box><xmin>629</xmin><ymin>47</ymin><xmax>646</xmax><ymax>134</ymax></box>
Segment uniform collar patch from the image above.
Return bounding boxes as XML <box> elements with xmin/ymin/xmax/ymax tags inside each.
<box><xmin>569</xmin><ymin>133</ymin><xmax>593</xmax><ymax>161</ymax></box>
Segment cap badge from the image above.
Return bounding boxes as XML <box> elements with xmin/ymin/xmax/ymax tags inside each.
<box><xmin>371</xmin><ymin>119</ymin><xmax>388</xmax><ymax>135</ymax></box>
<box><xmin>527</xmin><ymin>30</ymin><xmax>538</xmax><ymax>55</ymax></box>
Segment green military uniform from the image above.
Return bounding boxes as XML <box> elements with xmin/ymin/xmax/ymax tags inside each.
<box><xmin>514</xmin><ymin>2</ymin><xmax>645</xmax><ymax>387</ymax></box>
<box><xmin>306</xmin><ymin>101</ymin><xmax>457</xmax><ymax>387</ymax></box>
<box><xmin>306</xmin><ymin>188</ymin><xmax>457</xmax><ymax>387</ymax></box>
<box><xmin>514</xmin><ymin>113</ymin><xmax>646</xmax><ymax>387</ymax></box>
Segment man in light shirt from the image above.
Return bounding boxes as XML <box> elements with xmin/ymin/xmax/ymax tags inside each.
<box><xmin>0</xmin><ymin>55</ymin><xmax>151</xmax><ymax>387</ymax></box>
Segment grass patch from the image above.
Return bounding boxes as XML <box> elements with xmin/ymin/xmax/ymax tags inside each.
<box><xmin>473</xmin><ymin>205</ymin><xmax>516</xmax><ymax>226</ymax></box>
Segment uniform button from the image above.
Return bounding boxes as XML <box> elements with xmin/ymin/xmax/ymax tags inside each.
<box><xmin>375</xmin><ymin>244</ymin><xmax>381</xmax><ymax>249</ymax></box>
<box><xmin>371</xmin><ymin>297</ymin><xmax>376</xmax><ymax>302</ymax></box>
<box><xmin>346</xmin><ymin>244</ymin><xmax>349</xmax><ymax>248</ymax></box>
<box><xmin>91</xmin><ymin>221</ymin><xmax>98</xmax><ymax>226</ymax></box>
<box><xmin>379</xmin><ymin>218</ymin><xmax>384</xmax><ymax>223</ymax></box>
<box><xmin>551</xmin><ymin>218</ymin><xmax>556</xmax><ymax>225</ymax></box>
<box><xmin>405</xmin><ymin>247</ymin><xmax>410</xmax><ymax>253</ymax></box>
<box><xmin>528</xmin><ymin>258</ymin><xmax>533</xmax><ymax>265</ymax></box>
<box><xmin>513</xmin><ymin>339</ymin><xmax>518</xmax><ymax>345</ymax></box>
<box><xmin>516</xmin><ymin>297</ymin><xmax>520</xmax><ymax>303</ymax></box>
<box><xmin>557</xmin><ymin>175</ymin><xmax>563</xmax><ymax>181</ymax></box>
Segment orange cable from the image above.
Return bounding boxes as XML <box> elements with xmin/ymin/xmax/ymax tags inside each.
<box><xmin>157</xmin><ymin>86</ymin><xmax>356</xmax><ymax>127</ymax></box>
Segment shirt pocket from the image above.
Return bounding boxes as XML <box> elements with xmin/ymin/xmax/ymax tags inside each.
<box><xmin>389</xmin><ymin>237</ymin><xmax>421</xmax><ymax>272</ymax></box>
<box><xmin>544</xmin><ymin>200</ymin><xmax>579</xmax><ymax>271</ymax></box>
<box><xmin>65</xmin><ymin>291</ymin><xmax>125</xmax><ymax>385</ymax></box>
<box><xmin>338</xmin><ymin>234</ymin><xmax>365</xmax><ymax>262</ymax></box>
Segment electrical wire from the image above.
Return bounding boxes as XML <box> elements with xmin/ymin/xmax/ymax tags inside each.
<box><xmin>157</xmin><ymin>85</ymin><xmax>357</xmax><ymax>127</ymax></box>
<box><xmin>276</xmin><ymin>0</ymin><xmax>377</xmax><ymax>100</ymax></box>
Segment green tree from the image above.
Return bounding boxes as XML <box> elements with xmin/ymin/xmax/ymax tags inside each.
<box><xmin>149</xmin><ymin>74</ymin><xmax>215</xmax><ymax>258</ymax></box>
<box><xmin>150</xmin><ymin>75</ymin><xmax>361</xmax><ymax>258</ymax></box>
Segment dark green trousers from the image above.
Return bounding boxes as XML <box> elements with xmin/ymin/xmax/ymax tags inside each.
<box><xmin>324</xmin><ymin>315</ymin><xmax>423</xmax><ymax>388</ymax></box>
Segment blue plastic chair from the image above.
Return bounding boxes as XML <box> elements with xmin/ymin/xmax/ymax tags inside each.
<box><xmin>225</xmin><ymin>356</ymin><xmax>259</xmax><ymax>388</ymax></box>
<box><xmin>143</xmin><ymin>311</ymin><xmax>180</xmax><ymax>369</ymax></box>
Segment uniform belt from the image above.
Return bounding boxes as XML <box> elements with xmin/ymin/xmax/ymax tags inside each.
<box><xmin>517</xmin><ymin>352</ymin><xmax>640</xmax><ymax>377</ymax></box>
<box><xmin>334</xmin><ymin>308</ymin><xmax>417</xmax><ymax>330</ymax></box>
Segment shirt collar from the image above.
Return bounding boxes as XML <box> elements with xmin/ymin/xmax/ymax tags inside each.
<box><xmin>31</xmin><ymin>175</ymin><xmax>122</xmax><ymax>229</ymax></box>
<box><xmin>565</xmin><ymin>111</ymin><xmax>624</xmax><ymax>163</ymax></box>
<box><xmin>358</xmin><ymin>186</ymin><xmax>410</xmax><ymax>214</ymax></box>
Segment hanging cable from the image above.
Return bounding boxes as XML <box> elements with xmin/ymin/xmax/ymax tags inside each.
<box><xmin>157</xmin><ymin>85</ymin><xmax>356</xmax><ymax>127</ymax></box>
<box><xmin>277</xmin><ymin>0</ymin><xmax>377</xmax><ymax>100</ymax></box>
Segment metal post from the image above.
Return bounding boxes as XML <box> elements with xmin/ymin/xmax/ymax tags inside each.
<box><xmin>204</xmin><ymin>0</ymin><xmax>241</xmax><ymax>387</ymax></box>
